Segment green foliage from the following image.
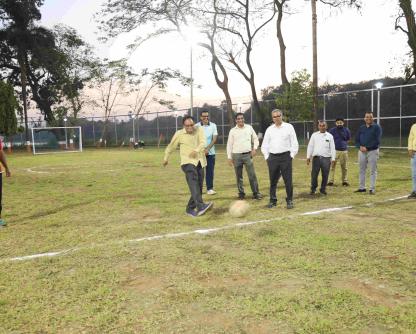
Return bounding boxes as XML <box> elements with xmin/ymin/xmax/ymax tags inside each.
<box><xmin>0</xmin><ymin>80</ymin><xmax>17</xmax><ymax>136</ymax></box>
<box><xmin>276</xmin><ymin>69</ymin><xmax>314</xmax><ymax>121</ymax></box>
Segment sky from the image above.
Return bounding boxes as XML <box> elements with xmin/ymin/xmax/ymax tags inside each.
<box><xmin>39</xmin><ymin>0</ymin><xmax>408</xmax><ymax>114</ymax></box>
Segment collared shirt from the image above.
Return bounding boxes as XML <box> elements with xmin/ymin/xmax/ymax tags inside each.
<box><xmin>164</xmin><ymin>127</ymin><xmax>207</xmax><ymax>167</ymax></box>
<box><xmin>329</xmin><ymin>126</ymin><xmax>351</xmax><ymax>151</ymax></box>
<box><xmin>195</xmin><ymin>121</ymin><xmax>218</xmax><ymax>155</ymax></box>
<box><xmin>408</xmin><ymin>123</ymin><xmax>416</xmax><ymax>151</ymax></box>
<box><xmin>355</xmin><ymin>123</ymin><xmax>382</xmax><ymax>150</ymax></box>
<box><xmin>261</xmin><ymin>122</ymin><xmax>299</xmax><ymax>160</ymax></box>
<box><xmin>307</xmin><ymin>131</ymin><xmax>336</xmax><ymax>161</ymax></box>
<box><xmin>226</xmin><ymin>124</ymin><xmax>259</xmax><ymax>159</ymax></box>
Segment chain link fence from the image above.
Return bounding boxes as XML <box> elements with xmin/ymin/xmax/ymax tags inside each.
<box><xmin>6</xmin><ymin>83</ymin><xmax>416</xmax><ymax>149</ymax></box>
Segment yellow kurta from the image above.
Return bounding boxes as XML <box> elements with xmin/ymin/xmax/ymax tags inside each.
<box><xmin>164</xmin><ymin>127</ymin><xmax>207</xmax><ymax>167</ymax></box>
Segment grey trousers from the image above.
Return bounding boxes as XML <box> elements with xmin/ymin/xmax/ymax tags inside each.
<box><xmin>358</xmin><ymin>149</ymin><xmax>379</xmax><ymax>191</ymax></box>
<box><xmin>181</xmin><ymin>163</ymin><xmax>204</xmax><ymax>211</ymax></box>
<box><xmin>232</xmin><ymin>153</ymin><xmax>259</xmax><ymax>196</ymax></box>
<box><xmin>311</xmin><ymin>156</ymin><xmax>331</xmax><ymax>192</ymax></box>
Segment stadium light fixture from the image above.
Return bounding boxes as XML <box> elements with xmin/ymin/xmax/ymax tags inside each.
<box><xmin>374</xmin><ymin>82</ymin><xmax>383</xmax><ymax>89</ymax></box>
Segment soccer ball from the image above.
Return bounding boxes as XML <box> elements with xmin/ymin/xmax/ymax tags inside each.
<box><xmin>229</xmin><ymin>200</ymin><xmax>250</xmax><ymax>218</ymax></box>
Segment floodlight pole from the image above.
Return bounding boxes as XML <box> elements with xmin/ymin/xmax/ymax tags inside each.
<box><xmin>175</xmin><ymin>111</ymin><xmax>178</xmax><ymax>132</ymax></box>
<box><xmin>374</xmin><ymin>82</ymin><xmax>383</xmax><ymax>124</ymax></box>
<box><xmin>133</xmin><ymin>116</ymin><xmax>136</xmax><ymax>143</ymax></box>
<box><xmin>64</xmin><ymin>118</ymin><xmax>68</xmax><ymax>149</ymax></box>
<box><xmin>190</xmin><ymin>46</ymin><xmax>194</xmax><ymax>118</ymax></box>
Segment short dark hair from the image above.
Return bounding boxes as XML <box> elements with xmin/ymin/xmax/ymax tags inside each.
<box><xmin>335</xmin><ymin>117</ymin><xmax>344</xmax><ymax>122</ymax></box>
<box><xmin>182</xmin><ymin>115</ymin><xmax>195</xmax><ymax>124</ymax></box>
<box><xmin>364</xmin><ymin>111</ymin><xmax>373</xmax><ymax>116</ymax></box>
<box><xmin>200</xmin><ymin>110</ymin><xmax>209</xmax><ymax>115</ymax></box>
<box><xmin>235</xmin><ymin>112</ymin><xmax>244</xmax><ymax>119</ymax></box>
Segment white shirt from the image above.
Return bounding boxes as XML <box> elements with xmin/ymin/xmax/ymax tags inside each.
<box><xmin>307</xmin><ymin>131</ymin><xmax>336</xmax><ymax>161</ymax></box>
<box><xmin>226</xmin><ymin>124</ymin><xmax>259</xmax><ymax>159</ymax></box>
<box><xmin>261</xmin><ymin>122</ymin><xmax>299</xmax><ymax>160</ymax></box>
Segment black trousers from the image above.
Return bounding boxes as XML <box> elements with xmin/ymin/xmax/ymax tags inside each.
<box><xmin>267</xmin><ymin>152</ymin><xmax>293</xmax><ymax>203</ymax></box>
<box><xmin>311</xmin><ymin>156</ymin><xmax>331</xmax><ymax>192</ymax></box>
<box><xmin>181</xmin><ymin>163</ymin><xmax>204</xmax><ymax>211</ymax></box>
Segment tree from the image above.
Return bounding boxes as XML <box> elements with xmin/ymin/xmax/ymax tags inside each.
<box><xmin>275</xmin><ymin>69</ymin><xmax>314</xmax><ymax>122</ymax></box>
<box><xmin>396</xmin><ymin>0</ymin><xmax>416</xmax><ymax>80</ymax></box>
<box><xmin>274</xmin><ymin>0</ymin><xmax>290</xmax><ymax>87</ymax></box>
<box><xmin>214</xmin><ymin>0</ymin><xmax>276</xmax><ymax>132</ymax></box>
<box><xmin>0</xmin><ymin>0</ymin><xmax>43</xmax><ymax>145</ymax></box>
<box><xmin>0</xmin><ymin>80</ymin><xmax>18</xmax><ymax>137</ymax></box>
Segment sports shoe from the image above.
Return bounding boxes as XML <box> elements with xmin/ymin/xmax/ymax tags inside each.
<box><xmin>320</xmin><ymin>189</ymin><xmax>327</xmax><ymax>195</ymax></box>
<box><xmin>354</xmin><ymin>189</ymin><xmax>366</xmax><ymax>193</ymax></box>
<box><xmin>0</xmin><ymin>219</ymin><xmax>6</xmax><ymax>227</ymax></box>
<box><xmin>267</xmin><ymin>202</ymin><xmax>276</xmax><ymax>208</ymax></box>
<box><xmin>408</xmin><ymin>191</ymin><xmax>416</xmax><ymax>199</ymax></box>
<box><xmin>369</xmin><ymin>190</ymin><xmax>375</xmax><ymax>195</ymax></box>
<box><xmin>310</xmin><ymin>190</ymin><xmax>316</xmax><ymax>195</ymax></box>
<box><xmin>252</xmin><ymin>193</ymin><xmax>263</xmax><ymax>200</ymax></box>
<box><xmin>186</xmin><ymin>209</ymin><xmax>197</xmax><ymax>217</ymax></box>
<box><xmin>342</xmin><ymin>182</ymin><xmax>350</xmax><ymax>186</ymax></box>
<box><xmin>286</xmin><ymin>200</ymin><xmax>294</xmax><ymax>209</ymax></box>
<box><xmin>238</xmin><ymin>193</ymin><xmax>245</xmax><ymax>200</ymax></box>
<box><xmin>197</xmin><ymin>202</ymin><xmax>213</xmax><ymax>216</ymax></box>
<box><xmin>327</xmin><ymin>182</ymin><xmax>334</xmax><ymax>186</ymax></box>
<box><xmin>207</xmin><ymin>189</ymin><xmax>217</xmax><ymax>195</ymax></box>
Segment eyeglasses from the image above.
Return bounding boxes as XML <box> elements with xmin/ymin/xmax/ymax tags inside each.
<box><xmin>236</xmin><ymin>118</ymin><xmax>244</xmax><ymax>120</ymax></box>
<box><xmin>272</xmin><ymin>115</ymin><xmax>282</xmax><ymax>118</ymax></box>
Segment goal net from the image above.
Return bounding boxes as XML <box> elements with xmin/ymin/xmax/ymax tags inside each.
<box><xmin>31</xmin><ymin>127</ymin><xmax>83</xmax><ymax>155</ymax></box>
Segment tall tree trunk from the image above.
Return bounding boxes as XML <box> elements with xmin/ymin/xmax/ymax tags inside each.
<box><xmin>311</xmin><ymin>0</ymin><xmax>319</xmax><ymax>130</ymax></box>
<box><xmin>398</xmin><ymin>0</ymin><xmax>416</xmax><ymax>80</ymax></box>
<box><xmin>275</xmin><ymin>1</ymin><xmax>289</xmax><ymax>87</ymax></box>
<box><xmin>17</xmin><ymin>52</ymin><xmax>29</xmax><ymax>147</ymax></box>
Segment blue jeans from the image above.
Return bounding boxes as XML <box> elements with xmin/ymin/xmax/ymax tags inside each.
<box><xmin>205</xmin><ymin>154</ymin><xmax>215</xmax><ymax>190</ymax></box>
<box><xmin>412</xmin><ymin>154</ymin><xmax>416</xmax><ymax>192</ymax></box>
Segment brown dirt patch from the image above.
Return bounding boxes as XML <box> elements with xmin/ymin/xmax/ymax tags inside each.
<box><xmin>333</xmin><ymin>277</ymin><xmax>408</xmax><ymax>308</ymax></box>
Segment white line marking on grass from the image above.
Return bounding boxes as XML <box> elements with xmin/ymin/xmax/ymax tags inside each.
<box><xmin>2</xmin><ymin>195</ymin><xmax>409</xmax><ymax>263</ymax></box>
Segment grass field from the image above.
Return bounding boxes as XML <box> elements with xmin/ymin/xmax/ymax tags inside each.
<box><xmin>1</xmin><ymin>147</ymin><xmax>415</xmax><ymax>333</ymax></box>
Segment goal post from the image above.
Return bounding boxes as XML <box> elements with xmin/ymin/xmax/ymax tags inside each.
<box><xmin>31</xmin><ymin>126</ymin><xmax>83</xmax><ymax>155</ymax></box>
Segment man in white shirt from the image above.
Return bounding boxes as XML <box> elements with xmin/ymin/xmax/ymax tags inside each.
<box><xmin>196</xmin><ymin>110</ymin><xmax>218</xmax><ymax>195</ymax></box>
<box><xmin>261</xmin><ymin>109</ymin><xmax>299</xmax><ymax>209</ymax></box>
<box><xmin>307</xmin><ymin>121</ymin><xmax>336</xmax><ymax>195</ymax></box>
<box><xmin>226</xmin><ymin>113</ymin><xmax>262</xmax><ymax>200</ymax></box>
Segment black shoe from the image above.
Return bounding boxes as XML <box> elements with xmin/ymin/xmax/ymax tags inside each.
<box><xmin>186</xmin><ymin>208</ymin><xmax>197</xmax><ymax>217</ymax></box>
<box><xmin>267</xmin><ymin>202</ymin><xmax>276</xmax><ymax>208</ymax></box>
<box><xmin>354</xmin><ymin>189</ymin><xmax>366</xmax><ymax>193</ymax></box>
<box><xmin>327</xmin><ymin>182</ymin><xmax>334</xmax><ymax>186</ymax></box>
<box><xmin>197</xmin><ymin>202</ymin><xmax>213</xmax><ymax>216</ymax></box>
<box><xmin>238</xmin><ymin>193</ymin><xmax>245</xmax><ymax>200</ymax></box>
<box><xmin>253</xmin><ymin>193</ymin><xmax>263</xmax><ymax>200</ymax></box>
<box><xmin>286</xmin><ymin>200</ymin><xmax>294</xmax><ymax>209</ymax></box>
<box><xmin>342</xmin><ymin>182</ymin><xmax>350</xmax><ymax>186</ymax></box>
<box><xmin>320</xmin><ymin>189</ymin><xmax>327</xmax><ymax>195</ymax></box>
<box><xmin>369</xmin><ymin>190</ymin><xmax>375</xmax><ymax>195</ymax></box>
<box><xmin>408</xmin><ymin>191</ymin><xmax>416</xmax><ymax>199</ymax></box>
<box><xmin>310</xmin><ymin>190</ymin><xmax>316</xmax><ymax>195</ymax></box>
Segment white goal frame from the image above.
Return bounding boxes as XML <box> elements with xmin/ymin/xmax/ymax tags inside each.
<box><xmin>31</xmin><ymin>126</ymin><xmax>83</xmax><ymax>155</ymax></box>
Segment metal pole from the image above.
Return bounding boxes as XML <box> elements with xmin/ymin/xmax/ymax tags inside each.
<box><xmin>137</xmin><ymin>116</ymin><xmax>140</xmax><ymax>140</ymax></box>
<box><xmin>221</xmin><ymin>104</ymin><xmax>225</xmax><ymax>144</ymax></box>
<box><xmin>114</xmin><ymin>116</ymin><xmax>118</xmax><ymax>146</ymax></box>
<box><xmin>64</xmin><ymin>120</ymin><xmax>68</xmax><ymax>149</ymax></box>
<box><xmin>400</xmin><ymin>86</ymin><xmax>402</xmax><ymax>147</ymax></box>
<box><xmin>157</xmin><ymin>112</ymin><xmax>160</xmax><ymax>142</ymax></box>
<box><xmin>132</xmin><ymin>117</ymin><xmax>135</xmax><ymax>143</ymax></box>
<box><xmin>323</xmin><ymin>94</ymin><xmax>326</xmax><ymax>121</ymax></box>
<box><xmin>92</xmin><ymin>117</ymin><xmax>96</xmax><ymax>145</ymax></box>
<box><xmin>371</xmin><ymin>88</ymin><xmax>374</xmax><ymax>114</ymax></box>
<box><xmin>377</xmin><ymin>88</ymin><xmax>381</xmax><ymax>124</ymax></box>
<box><xmin>190</xmin><ymin>46</ymin><xmax>193</xmax><ymax>117</ymax></box>
<box><xmin>346</xmin><ymin>93</ymin><xmax>349</xmax><ymax>128</ymax></box>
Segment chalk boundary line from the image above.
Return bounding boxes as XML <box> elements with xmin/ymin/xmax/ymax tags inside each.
<box><xmin>2</xmin><ymin>195</ymin><xmax>408</xmax><ymax>263</ymax></box>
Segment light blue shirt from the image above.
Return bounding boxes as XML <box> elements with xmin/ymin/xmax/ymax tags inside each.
<box><xmin>196</xmin><ymin>122</ymin><xmax>218</xmax><ymax>155</ymax></box>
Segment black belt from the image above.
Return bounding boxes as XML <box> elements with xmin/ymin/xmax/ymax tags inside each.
<box><xmin>241</xmin><ymin>151</ymin><xmax>251</xmax><ymax>155</ymax></box>
<box><xmin>270</xmin><ymin>151</ymin><xmax>290</xmax><ymax>156</ymax></box>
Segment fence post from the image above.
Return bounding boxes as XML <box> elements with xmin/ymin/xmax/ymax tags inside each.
<box><xmin>92</xmin><ymin>117</ymin><xmax>96</xmax><ymax>145</ymax></box>
<box><xmin>323</xmin><ymin>94</ymin><xmax>326</xmax><ymax>121</ymax></box>
<box><xmin>114</xmin><ymin>116</ymin><xmax>117</xmax><ymax>146</ymax></box>
<box><xmin>400</xmin><ymin>86</ymin><xmax>402</xmax><ymax>147</ymax></box>
<box><xmin>221</xmin><ymin>104</ymin><xmax>225</xmax><ymax>144</ymax></box>
<box><xmin>346</xmin><ymin>93</ymin><xmax>349</xmax><ymax>128</ymax></box>
<box><xmin>156</xmin><ymin>112</ymin><xmax>160</xmax><ymax>145</ymax></box>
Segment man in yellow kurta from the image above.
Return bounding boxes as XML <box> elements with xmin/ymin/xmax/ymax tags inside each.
<box><xmin>408</xmin><ymin>122</ymin><xmax>416</xmax><ymax>199</ymax></box>
<box><xmin>163</xmin><ymin>115</ymin><xmax>213</xmax><ymax>217</ymax></box>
